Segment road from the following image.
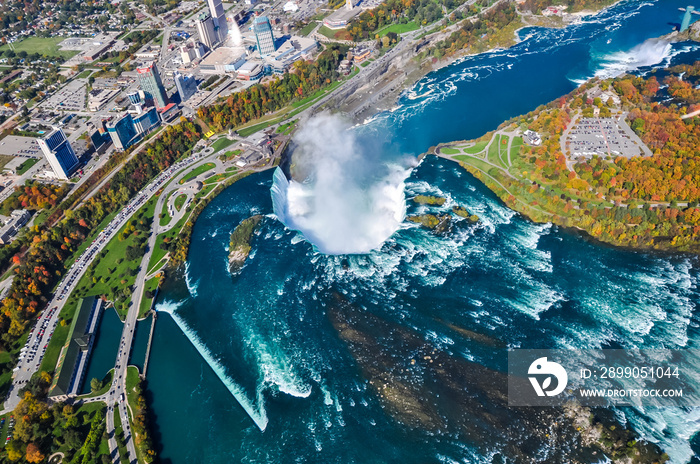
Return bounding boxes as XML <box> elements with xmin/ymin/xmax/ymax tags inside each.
<box><xmin>1</xmin><ymin>146</ymin><xmax>210</xmax><ymax>414</ymax></box>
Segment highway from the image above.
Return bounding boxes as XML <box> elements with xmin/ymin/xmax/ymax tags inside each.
<box><xmin>1</xmin><ymin>147</ymin><xmax>209</xmax><ymax>414</ymax></box>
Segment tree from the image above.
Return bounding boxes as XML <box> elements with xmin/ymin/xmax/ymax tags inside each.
<box><xmin>25</xmin><ymin>443</ymin><xmax>44</xmax><ymax>463</ymax></box>
<box><xmin>5</xmin><ymin>440</ymin><xmax>23</xmax><ymax>461</ymax></box>
<box><xmin>90</xmin><ymin>377</ymin><xmax>102</xmax><ymax>393</ymax></box>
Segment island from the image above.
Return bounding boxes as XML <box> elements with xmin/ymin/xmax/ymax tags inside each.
<box><xmin>228</xmin><ymin>215</ymin><xmax>263</xmax><ymax>274</ymax></box>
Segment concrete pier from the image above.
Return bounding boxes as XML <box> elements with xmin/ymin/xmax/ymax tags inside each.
<box><xmin>142</xmin><ymin>308</ymin><xmax>157</xmax><ymax>377</ymax></box>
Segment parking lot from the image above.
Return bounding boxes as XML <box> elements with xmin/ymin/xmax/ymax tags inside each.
<box><xmin>0</xmin><ymin>136</ymin><xmax>41</xmax><ymax>158</ymax></box>
<box><xmin>565</xmin><ymin>117</ymin><xmax>650</xmax><ymax>160</ymax></box>
<box><xmin>38</xmin><ymin>79</ymin><xmax>86</xmax><ymax>112</ymax></box>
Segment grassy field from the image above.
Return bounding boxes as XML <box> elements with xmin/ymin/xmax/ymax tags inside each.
<box><xmin>77</xmin><ymin>369</ymin><xmax>114</xmax><ymax>399</ymax></box>
<box><xmin>376</xmin><ymin>21</ymin><xmax>419</xmax><ymax>37</ymax></box>
<box><xmin>71</xmin><ymin>196</ymin><xmax>158</xmax><ymax>320</ymax></box>
<box><xmin>39</xmin><ymin>308</ymin><xmax>73</xmax><ymax>375</ymax></box>
<box><xmin>440</xmin><ymin>147</ymin><xmax>460</xmax><ymax>155</ymax></box>
<box><xmin>454</xmin><ymin>155</ymin><xmax>499</xmax><ymax>174</ymax></box>
<box><xmin>485</xmin><ymin>134</ymin><xmax>510</xmax><ymax>170</ymax></box>
<box><xmin>17</xmin><ymin>158</ymin><xmax>38</xmax><ymax>175</ymax></box>
<box><xmin>0</xmin><ymin>155</ymin><xmax>13</xmax><ymax>171</ymax></box>
<box><xmin>179</xmin><ymin>162</ymin><xmax>216</xmax><ymax>184</ymax></box>
<box><xmin>211</xmin><ymin>137</ymin><xmax>235</xmax><ymax>152</ymax></box>
<box><xmin>125</xmin><ymin>366</ymin><xmax>140</xmax><ymax>411</ymax></box>
<box><xmin>238</xmin><ymin>121</ymin><xmax>276</xmax><ymax>137</ymax></box>
<box><xmin>159</xmin><ymin>192</ymin><xmax>174</xmax><ymax>227</ymax></box>
<box><xmin>509</xmin><ymin>136</ymin><xmax>523</xmax><ymax>165</ymax></box>
<box><xmin>462</xmin><ymin>140</ymin><xmax>488</xmax><ymax>154</ymax></box>
<box><xmin>0</xmin><ymin>37</ymin><xmax>79</xmax><ymax>60</ymax></box>
<box><xmin>139</xmin><ymin>276</ymin><xmax>159</xmax><ymax>318</ymax></box>
<box><xmin>219</xmin><ymin>149</ymin><xmax>242</xmax><ymax>162</ymax></box>
<box><xmin>318</xmin><ymin>25</ymin><xmax>343</xmax><ymax>40</ymax></box>
<box><xmin>299</xmin><ymin>21</ymin><xmax>318</xmax><ymax>36</ymax></box>
<box><xmin>276</xmin><ymin>120</ymin><xmax>297</xmax><ymax>135</ymax></box>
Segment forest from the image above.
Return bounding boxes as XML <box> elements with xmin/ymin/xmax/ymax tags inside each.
<box><xmin>197</xmin><ymin>44</ymin><xmax>347</xmax><ymax>131</ymax></box>
<box><xmin>425</xmin><ymin>2</ymin><xmax>521</xmax><ymax>58</ymax></box>
<box><xmin>343</xmin><ymin>0</ymin><xmax>479</xmax><ymax>41</ymax></box>
<box><xmin>0</xmin><ymin>182</ymin><xmax>70</xmax><ymax>216</ymax></box>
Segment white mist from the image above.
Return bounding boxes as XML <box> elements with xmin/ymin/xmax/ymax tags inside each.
<box><xmin>271</xmin><ymin>115</ymin><xmax>412</xmax><ymax>255</ymax></box>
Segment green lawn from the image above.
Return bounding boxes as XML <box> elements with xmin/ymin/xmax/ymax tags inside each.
<box><xmin>376</xmin><ymin>21</ymin><xmax>419</xmax><ymax>37</ymax></box>
<box><xmin>454</xmin><ymin>155</ymin><xmax>503</xmax><ymax>175</ymax></box>
<box><xmin>276</xmin><ymin>120</ymin><xmax>297</xmax><ymax>135</ymax></box>
<box><xmin>125</xmin><ymin>366</ymin><xmax>140</xmax><ymax>410</ymax></box>
<box><xmin>0</xmin><ymin>37</ymin><xmax>80</xmax><ymax>60</ymax></box>
<box><xmin>16</xmin><ymin>158</ymin><xmax>38</xmax><ymax>175</ymax></box>
<box><xmin>0</xmin><ymin>371</ymin><xmax>12</xmax><ymax>404</ymax></box>
<box><xmin>62</xmin><ymin>210</ymin><xmax>120</xmax><ymax>271</ymax></box>
<box><xmin>76</xmin><ymin>70</ymin><xmax>93</xmax><ymax>79</ymax></box>
<box><xmin>219</xmin><ymin>149</ymin><xmax>242</xmax><ymax>162</ymax></box>
<box><xmin>0</xmin><ymin>155</ymin><xmax>14</xmax><ymax>171</ymax></box>
<box><xmin>318</xmin><ymin>25</ymin><xmax>344</xmax><ymax>40</ymax></box>
<box><xmin>72</xmin><ymin>196</ymin><xmax>158</xmax><ymax>319</ymax></box>
<box><xmin>139</xmin><ymin>276</ymin><xmax>159</xmax><ymax>318</ymax></box>
<box><xmin>174</xmin><ymin>194</ymin><xmax>187</xmax><ymax>211</ymax></box>
<box><xmin>510</xmin><ymin>136</ymin><xmax>523</xmax><ymax>161</ymax></box>
<box><xmin>497</xmin><ymin>135</ymin><xmax>510</xmax><ymax>169</ymax></box>
<box><xmin>159</xmin><ymin>189</ymin><xmax>180</xmax><ymax>227</ymax></box>
<box><xmin>440</xmin><ymin>147</ymin><xmax>460</xmax><ymax>155</ymax></box>
<box><xmin>178</xmin><ymin>163</ymin><xmax>216</xmax><ymax>184</ymax></box>
<box><xmin>77</xmin><ymin>369</ymin><xmax>114</xmax><ymax>399</ymax></box>
<box><xmin>238</xmin><ymin>121</ymin><xmax>276</xmax><ymax>137</ymax></box>
<box><xmin>486</xmin><ymin>135</ymin><xmax>510</xmax><ymax>170</ymax></box>
<box><xmin>462</xmin><ymin>140</ymin><xmax>488</xmax><ymax>155</ymax></box>
<box><xmin>39</xmin><ymin>310</ymin><xmax>73</xmax><ymax>375</ymax></box>
<box><xmin>299</xmin><ymin>21</ymin><xmax>318</xmax><ymax>36</ymax></box>
<box><xmin>210</xmin><ymin>137</ymin><xmax>235</xmax><ymax>152</ymax></box>
<box><xmin>159</xmin><ymin>200</ymin><xmax>172</xmax><ymax>228</ymax></box>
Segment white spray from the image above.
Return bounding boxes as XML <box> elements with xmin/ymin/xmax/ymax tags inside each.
<box><xmin>271</xmin><ymin>114</ymin><xmax>412</xmax><ymax>255</ymax></box>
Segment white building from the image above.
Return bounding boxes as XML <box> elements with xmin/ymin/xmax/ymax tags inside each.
<box><xmin>283</xmin><ymin>1</ymin><xmax>299</xmax><ymax>12</ymax></box>
<box><xmin>199</xmin><ymin>47</ymin><xmax>249</xmax><ymax>74</ymax></box>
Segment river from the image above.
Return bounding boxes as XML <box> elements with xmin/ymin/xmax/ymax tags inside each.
<box><xmin>148</xmin><ymin>1</ymin><xmax>700</xmax><ymax>462</ymax></box>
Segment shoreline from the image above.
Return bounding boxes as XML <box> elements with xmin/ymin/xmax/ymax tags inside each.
<box><xmin>437</xmin><ymin>151</ymin><xmax>699</xmax><ymax>257</ymax></box>
<box><xmin>338</xmin><ymin>0</ymin><xmax>628</xmax><ymax>122</ymax></box>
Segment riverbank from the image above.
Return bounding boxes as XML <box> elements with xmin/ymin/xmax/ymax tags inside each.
<box><xmin>335</xmin><ymin>0</ymin><xmax>626</xmax><ymax>122</ymax></box>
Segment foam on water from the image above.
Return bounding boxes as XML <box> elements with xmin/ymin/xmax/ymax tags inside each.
<box><xmin>245</xmin><ymin>332</ymin><xmax>313</xmax><ymax>399</ymax></box>
<box><xmin>183</xmin><ymin>262</ymin><xmax>200</xmax><ymax>297</ymax></box>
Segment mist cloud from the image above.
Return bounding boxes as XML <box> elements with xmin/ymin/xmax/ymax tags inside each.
<box><xmin>271</xmin><ymin>114</ymin><xmax>411</xmax><ymax>255</ymax></box>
